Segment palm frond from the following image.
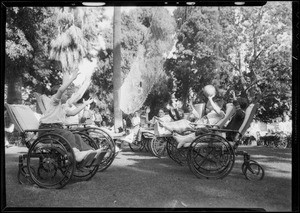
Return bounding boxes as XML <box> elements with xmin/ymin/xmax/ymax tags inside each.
<box><xmin>49</xmin><ymin>24</ymin><xmax>88</xmax><ymax>72</ymax></box>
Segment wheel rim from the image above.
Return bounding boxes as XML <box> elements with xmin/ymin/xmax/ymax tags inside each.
<box><xmin>81</xmin><ymin>128</ymin><xmax>116</xmax><ymax>172</ymax></box>
<box><xmin>187</xmin><ymin>134</ymin><xmax>235</xmax><ymax>179</ymax></box>
<box><xmin>129</xmin><ymin>140</ymin><xmax>144</xmax><ymax>152</ymax></box>
<box><xmin>278</xmin><ymin>136</ymin><xmax>288</xmax><ymax>149</ymax></box>
<box><xmin>27</xmin><ymin>134</ymin><xmax>75</xmax><ymax>189</ymax></box>
<box><xmin>244</xmin><ymin>162</ymin><xmax>265</xmax><ymax>181</ymax></box>
<box><xmin>151</xmin><ymin>137</ymin><xmax>167</xmax><ymax>157</ymax></box>
<box><xmin>241</xmin><ymin>160</ymin><xmax>258</xmax><ymax>175</ymax></box>
<box><xmin>73</xmin><ymin>132</ymin><xmax>99</xmax><ymax>180</ymax></box>
<box><xmin>166</xmin><ymin>137</ymin><xmax>187</xmax><ymax>165</ymax></box>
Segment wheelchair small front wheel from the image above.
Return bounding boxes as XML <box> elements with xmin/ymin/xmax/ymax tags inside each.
<box><xmin>241</xmin><ymin>160</ymin><xmax>258</xmax><ymax>175</ymax></box>
<box><xmin>277</xmin><ymin>137</ymin><xmax>288</xmax><ymax>149</ymax></box>
<box><xmin>18</xmin><ymin>165</ymin><xmax>35</xmax><ymax>185</ymax></box>
<box><xmin>129</xmin><ymin>140</ymin><xmax>144</xmax><ymax>152</ymax></box>
<box><xmin>243</xmin><ymin>162</ymin><xmax>265</xmax><ymax>181</ymax></box>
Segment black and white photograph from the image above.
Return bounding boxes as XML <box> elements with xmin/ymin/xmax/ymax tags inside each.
<box><xmin>2</xmin><ymin>1</ymin><xmax>297</xmax><ymax>211</ymax></box>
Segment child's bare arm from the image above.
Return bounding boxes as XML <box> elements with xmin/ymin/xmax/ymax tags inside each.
<box><xmin>208</xmin><ymin>96</ymin><xmax>222</xmax><ymax>115</ymax></box>
<box><xmin>66</xmin><ymin>98</ymin><xmax>93</xmax><ymax>116</ymax></box>
<box><xmin>53</xmin><ymin>71</ymin><xmax>80</xmax><ymax>100</ymax></box>
<box><xmin>189</xmin><ymin>101</ymin><xmax>200</xmax><ymax>119</ymax></box>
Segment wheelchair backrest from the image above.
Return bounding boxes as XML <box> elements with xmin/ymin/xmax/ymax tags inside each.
<box><xmin>215</xmin><ymin>103</ymin><xmax>236</xmax><ymax>128</ymax></box>
<box><xmin>194</xmin><ymin>103</ymin><xmax>206</xmax><ymax>119</ymax></box>
<box><xmin>238</xmin><ymin>103</ymin><xmax>259</xmax><ymax>136</ymax></box>
<box><xmin>4</xmin><ymin>103</ymin><xmax>40</xmax><ymax>133</ymax></box>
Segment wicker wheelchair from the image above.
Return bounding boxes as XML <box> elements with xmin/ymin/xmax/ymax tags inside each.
<box><xmin>165</xmin><ymin>103</ymin><xmax>237</xmax><ymax>166</ymax></box>
<box><xmin>148</xmin><ymin>103</ymin><xmax>236</xmax><ymax>164</ymax></box>
<box><xmin>34</xmin><ymin>92</ymin><xmax>116</xmax><ymax>172</ymax></box>
<box><xmin>152</xmin><ymin>102</ymin><xmax>265</xmax><ymax>181</ymax></box>
<box><xmin>127</xmin><ymin>128</ymin><xmax>155</xmax><ymax>153</ymax></box>
<box><xmin>186</xmin><ymin>103</ymin><xmax>264</xmax><ymax>180</ymax></box>
<box><xmin>5</xmin><ymin>103</ymin><xmax>114</xmax><ymax>189</ymax></box>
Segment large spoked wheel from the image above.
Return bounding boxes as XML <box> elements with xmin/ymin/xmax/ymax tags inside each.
<box><xmin>277</xmin><ymin>135</ymin><xmax>288</xmax><ymax>149</ymax></box>
<box><xmin>72</xmin><ymin>132</ymin><xmax>99</xmax><ymax>181</ymax></box>
<box><xmin>187</xmin><ymin>134</ymin><xmax>235</xmax><ymax>179</ymax></box>
<box><xmin>80</xmin><ymin>127</ymin><xmax>116</xmax><ymax>172</ymax></box>
<box><xmin>27</xmin><ymin>133</ymin><xmax>76</xmax><ymax>189</ymax></box>
<box><xmin>166</xmin><ymin>137</ymin><xmax>187</xmax><ymax>166</ymax></box>
<box><xmin>150</xmin><ymin>136</ymin><xmax>167</xmax><ymax>158</ymax></box>
<box><xmin>242</xmin><ymin>161</ymin><xmax>265</xmax><ymax>181</ymax></box>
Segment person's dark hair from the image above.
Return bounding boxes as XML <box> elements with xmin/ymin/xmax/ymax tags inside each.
<box><xmin>237</xmin><ymin>98</ymin><xmax>248</xmax><ymax>110</ymax></box>
<box><xmin>90</xmin><ymin>102</ymin><xmax>96</xmax><ymax>110</ymax></box>
<box><xmin>51</xmin><ymin>85</ymin><xmax>60</xmax><ymax>95</ymax></box>
<box><xmin>77</xmin><ymin>90</ymin><xmax>91</xmax><ymax>103</ymax></box>
<box><xmin>101</xmin><ymin>120</ymin><xmax>107</xmax><ymax>126</ymax></box>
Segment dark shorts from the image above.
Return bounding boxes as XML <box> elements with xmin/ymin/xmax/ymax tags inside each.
<box><xmin>38</xmin><ymin>123</ymin><xmax>93</xmax><ymax>151</ymax></box>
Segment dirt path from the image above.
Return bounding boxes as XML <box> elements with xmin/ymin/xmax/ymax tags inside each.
<box><xmin>4</xmin><ymin>145</ymin><xmax>292</xmax><ymax>211</ymax></box>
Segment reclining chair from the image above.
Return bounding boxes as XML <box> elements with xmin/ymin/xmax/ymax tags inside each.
<box><xmin>165</xmin><ymin>103</ymin><xmax>237</xmax><ymax>166</ymax></box>
<box><xmin>186</xmin><ymin>103</ymin><xmax>265</xmax><ymax>181</ymax></box>
<box><xmin>33</xmin><ymin>93</ymin><xmax>116</xmax><ymax>172</ymax></box>
<box><xmin>4</xmin><ymin>103</ymin><xmax>111</xmax><ymax>189</ymax></box>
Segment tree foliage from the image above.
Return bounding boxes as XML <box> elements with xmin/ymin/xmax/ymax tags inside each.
<box><xmin>91</xmin><ymin>7</ymin><xmax>176</xmax><ymax>116</ymax></box>
<box><xmin>167</xmin><ymin>3</ymin><xmax>292</xmax><ymax>122</ymax></box>
<box><xmin>5</xmin><ymin>4</ymin><xmax>292</xmax><ymax>124</ymax></box>
<box><xmin>5</xmin><ymin>7</ymin><xmax>61</xmax><ymax>103</ymax></box>
<box><xmin>166</xmin><ymin>7</ymin><xmax>221</xmax><ymax>108</ymax></box>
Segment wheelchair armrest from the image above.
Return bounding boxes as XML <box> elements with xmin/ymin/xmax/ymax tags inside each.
<box><xmin>209</xmin><ymin>128</ymin><xmax>239</xmax><ymax>134</ymax></box>
<box><xmin>208</xmin><ymin>124</ymin><xmax>220</xmax><ymax>129</ymax></box>
<box><xmin>24</xmin><ymin>129</ymin><xmax>53</xmax><ymax>133</ymax></box>
<box><xmin>65</xmin><ymin>123</ymin><xmax>81</xmax><ymax>127</ymax></box>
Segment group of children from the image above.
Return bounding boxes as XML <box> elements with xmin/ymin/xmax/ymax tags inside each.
<box><xmin>138</xmin><ymin>85</ymin><xmax>249</xmax><ymax>149</ymax></box>
<box><xmin>6</xmin><ymin>69</ymin><xmax>249</xmax><ymax>160</ymax></box>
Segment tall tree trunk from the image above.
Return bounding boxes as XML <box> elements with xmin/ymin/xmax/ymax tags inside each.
<box><xmin>113</xmin><ymin>7</ymin><xmax>123</xmax><ymax>131</ymax></box>
<box><xmin>6</xmin><ymin>75</ymin><xmax>23</xmax><ymax>104</ymax></box>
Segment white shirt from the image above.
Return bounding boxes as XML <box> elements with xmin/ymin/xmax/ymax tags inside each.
<box><xmin>149</xmin><ymin>115</ymin><xmax>172</xmax><ymax>124</ymax></box>
<box><xmin>131</xmin><ymin>116</ymin><xmax>141</xmax><ymax>127</ymax></box>
<box><xmin>64</xmin><ymin>103</ymin><xmax>79</xmax><ymax>125</ymax></box>
<box><xmin>197</xmin><ymin>110</ymin><xmax>225</xmax><ymax>125</ymax></box>
<box><xmin>39</xmin><ymin>96</ymin><xmax>66</xmax><ymax>124</ymax></box>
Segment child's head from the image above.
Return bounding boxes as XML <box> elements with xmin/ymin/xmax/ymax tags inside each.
<box><xmin>85</xmin><ymin>103</ymin><xmax>91</xmax><ymax>110</ymax></box>
<box><xmin>158</xmin><ymin>109</ymin><xmax>165</xmax><ymax>117</ymax></box>
<box><xmin>51</xmin><ymin>85</ymin><xmax>60</xmax><ymax>95</ymax></box>
<box><xmin>237</xmin><ymin>98</ymin><xmax>248</xmax><ymax>111</ymax></box>
<box><xmin>133</xmin><ymin>111</ymin><xmax>139</xmax><ymax>117</ymax></box>
<box><xmin>187</xmin><ymin>104</ymin><xmax>193</xmax><ymax>112</ymax></box>
<box><xmin>177</xmin><ymin>108</ymin><xmax>184</xmax><ymax>118</ymax></box>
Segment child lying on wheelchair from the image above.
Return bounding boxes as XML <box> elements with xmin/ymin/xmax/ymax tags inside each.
<box><xmin>38</xmin><ymin>71</ymin><xmax>106</xmax><ymax>167</ymax></box>
<box><xmin>157</xmin><ymin>85</ymin><xmax>248</xmax><ymax>148</ymax></box>
<box><xmin>157</xmin><ymin>85</ymin><xmax>224</xmax><ymax>137</ymax></box>
<box><xmin>173</xmin><ymin>89</ymin><xmax>248</xmax><ymax>148</ymax></box>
